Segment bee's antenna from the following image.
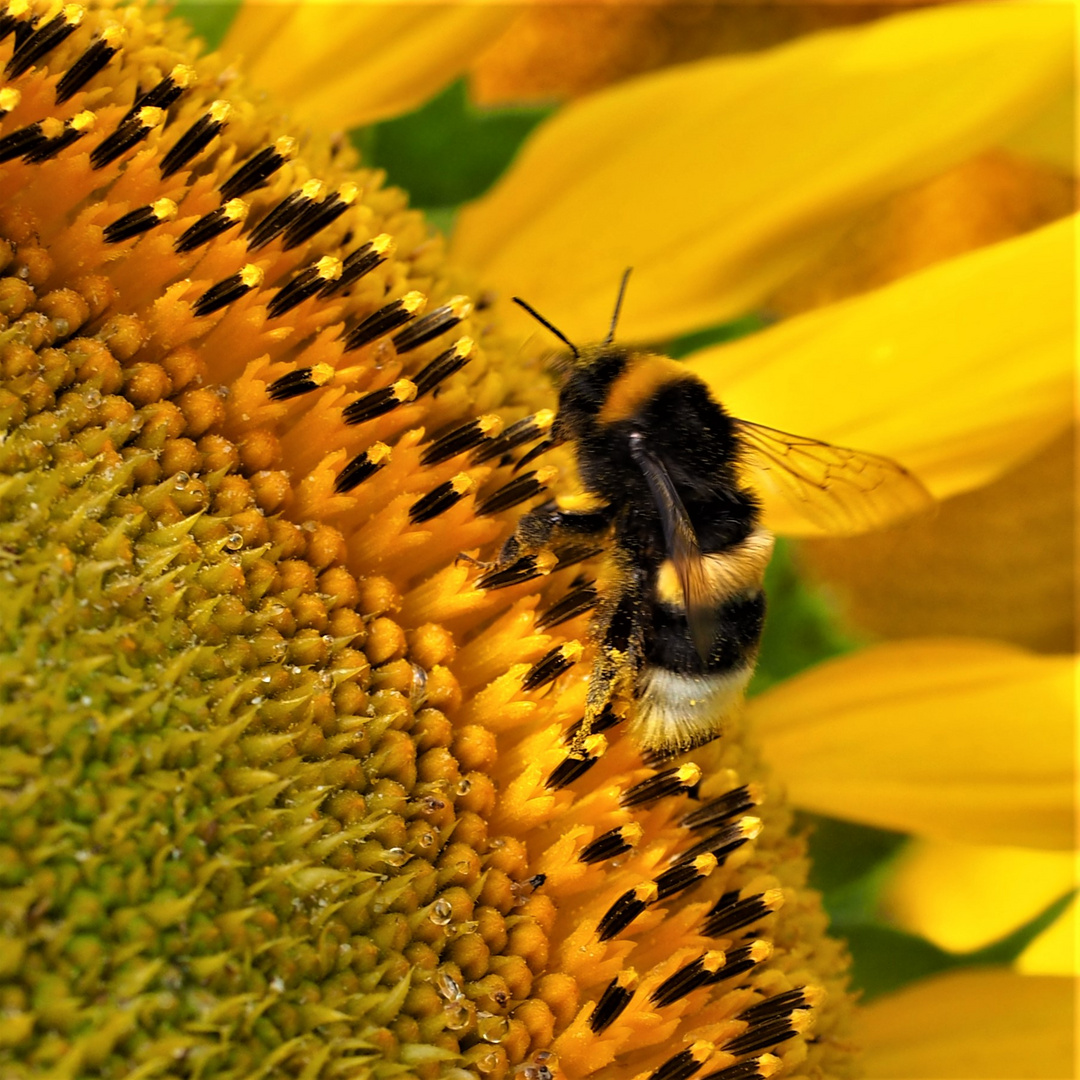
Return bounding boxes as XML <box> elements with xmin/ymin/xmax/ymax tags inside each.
<box><xmin>512</xmin><ymin>296</ymin><xmax>580</xmax><ymax>360</ymax></box>
<box><xmin>604</xmin><ymin>267</ymin><xmax>633</xmax><ymax>345</ymax></box>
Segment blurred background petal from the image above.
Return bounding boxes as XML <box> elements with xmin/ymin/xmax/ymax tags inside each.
<box><xmin>453</xmin><ymin>2</ymin><xmax>1073</xmax><ymax>343</ymax></box>
<box><xmin>859</xmin><ymin>969</ymin><xmax>1076</xmax><ymax>1078</ymax></box>
<box><xmin>751</xmin><ymin>640</ymin><xmax>1075</xmax><ymax>848</ymax></box>
<box><xmin>223</xmin><ymin>0</ymin><xmax>516</xmax><ymax>129</ymax></box>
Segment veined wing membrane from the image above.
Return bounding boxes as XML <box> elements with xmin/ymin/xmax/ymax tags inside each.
<box><xmin>733</xmin><ymin>419</ymin><xmax>934</xmax><ymax>536</ymax></box>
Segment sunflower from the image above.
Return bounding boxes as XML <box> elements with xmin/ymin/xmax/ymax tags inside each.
<box><xmin>0</xmin><ymin>2</ymin><xmax>1073</xmax><ymax>1079</ymax></box>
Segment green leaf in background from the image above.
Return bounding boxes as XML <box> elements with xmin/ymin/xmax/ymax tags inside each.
<box><xmin>171</xmin><ymin>1</ymin><xmax>239</xmax><ymax>51</ymax></box>
<box><xmin>845</xmin><ymin>888</ymin><xmax>1075</xmax><ymax>1002</ymax></box>
<box><xmin>666</xmin><ymin>311</ymin><xmax>772</xmax><ymax>359</ymax></box>
<box><xmin>353</xmin><ymin>79</ymin><xmax>554</xmax><ymax>216</ymax></box>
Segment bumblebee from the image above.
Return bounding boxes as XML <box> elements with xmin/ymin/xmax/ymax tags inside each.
<box><xmin>494</xmin><ymin>272</ymin><xmax>932</xmax><ymax>761</ymax></box>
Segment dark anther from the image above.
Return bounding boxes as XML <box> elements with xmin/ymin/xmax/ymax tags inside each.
<box><xmin>247</xmin><ymin>187</ymin><xmax>316</xmax><ymax>250</ymax></box>
<box><xmin>471</xmin><ymin>411</ymin><xmax>554</xmax><ymax>465</ymax></box>
<box><xmin>392</xmin><ymin>297</ymin><xmax>470</xmax><ymax>353</ymax></box>
<box><xmin>722</xmin><ymin>1019</ymin><xmax>798</xmax><ymax>1057</ymax></box>
<box><xmin>523</xmin><ymin>646</ymin><xmax>578</xmax><ymax>692</ymax></box>
<box><xmin>702</xmin><ymin>890</ymin><xmax>778</xmax><ymax>939</ymax></box>
<box><xmin>737</xmin><ymin>988</ymin><xmax>809</xmax><ymax>1025</ymax></box>
<box><xmin>103</xmin><ymin>200</ymin><xmax>172</xmax><ymax>245</ymax></box>
<box><xmin>421</xmin><ymin>417</ymin><xmax>489</xmax><ymax>466</ymax></box>
<box><xmin>670</xmin><ymin>817</ymin><xmax>758</xmax><ymax>868</ymax></box>
<box><xmin>334</xmin><ymin>444</ymin><xmax>390</xmax><ymax>494</ymax></box>
<box><xmin>579</xmin><ymin>826</ymin><xmax>635</xmax><ymax>866</ymax></box>
<box><xmin>282</xmin><ymin>184</ymin><xmax>354</xmax><ymax>249</ymax></box>
<box><xmin>344</xmin><ymin>295</ymin><xmax>422</xmax><ymax>352</ymax></box>
<box><xmin>267</xmin><ymin>262</ymin><xmax>336</xmax><ymax>319</ymax></box>
<box><xmin>537</xmin><ymin>579</ymin><xmax>598</xmax><ymax>631</ymax></box>
<box><xmin>545</xmin><ymin>750</ymin><xmax>600</xmax><ymax>791</ymax></box>
<box><xmin>174</xmin><ymin>201</ymin><xmax>246</xmax><ymax>254</ymax></box>
<box><xmin>320</xmin><ymin>234</ymin><xmax>392</xmax><ymax>298</ymax></box>
<box><xmin>25</xmin><ymin>114</ymin><xmax>92</xmax><ymax>164</ymax></box>
<box><xmin>220</xmin><ymin>139</ymin><xmax>293</xmax><ymax>200</ymax></box>
<box><xmin>588</xmin><ymin>974</ymin><xmax>636</xmax><ymax>1034</ymax></box>
<box><xmin>342</xmin><ymin>379</ymin><xmax>416</xmax><ymax>426</ymax></box>
<box><xmin>564</xmin><ymin>702</ymin><xmax>621</xmax><ymax>744</ymax></box>
<box><xmin>647</xmin><ymin>1046</ymin><xmax>710</xmax><ymax>1080</ymax></box>
<box><xmin>6</xmin><ymin>7</ymin><xmax>81</xmax><ymax>79</ymax></box>
<box><xmin>193</xmin><ymin>267</ymin><xmax>260</xmax><ymax>316</ymax></box>
<box><xmin>621</xmin><ymin>765</ymin><xmax>701</xmax><ymax>809</ymax></box>
<box><xmin>477</xmin><ymin>555</ymin><xmax>546</xmax><ymax>591</ymax></box>
<box><xmin>160</xmin><ymin>102</ymin><xmax>230</xmax><ymax>178</ymax></box>
<box><xmin>0</xmin><ymin>121</ymin><xmax>45</xmax><ymax>163</ymax></box>
<box><xmin>596</xmin><ymin>884</ymin><xmax>653</xmax><ymax>942</ymax></box>
<box><xmin>120</xmin><ymin>65</ymin><xmax>192</xmax><ymax>125</ymax></box>
<box><xmin>56</xmin><ymin>34</ymin><xmax>121</xmax><ymax>103</ymax></box>
<box><xmin>409</xmin><ymin>479</ymin><xmax>469</xmax><ymax>525</ymax></box>
<box><xmin>477</xmin><ymin>471</ymin><xmax>549</xmax><ymax>517</ymax></box>
<box><xmin>412</xmin><ymin>340</ymin><xmax>473</xmax><ymax>398</ymax></box>
<box><xmin>91</xmin><ymin>110</ymin><xmax>158</xmax><ymax>170</ymax></box>
<box><xmin>267</xmin><ymin>367</ymin><xmax>318</xmax><ymax>402</ymax></box>
<box><xmin>681</xmin><ymin>784</ymin><xmax>758</xmax><ymax>831</ymax></box>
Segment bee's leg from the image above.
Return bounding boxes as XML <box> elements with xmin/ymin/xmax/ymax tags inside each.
<box><xmin>494</xmin><ymin>501</ymin><xmax>613</xmax><ymax>568</ymax></box>
<box><xmin>570</xmin><ymin>565</ymin><xmax>646</xmax><ymax>755</ymax></box>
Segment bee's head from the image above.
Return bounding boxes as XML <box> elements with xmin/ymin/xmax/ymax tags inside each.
<box><xmin>513</xmin><ymin>269</ymin><xmax>634</xmax><ymax>407</ymax></box>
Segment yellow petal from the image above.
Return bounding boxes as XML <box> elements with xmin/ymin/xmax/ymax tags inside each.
<box><xmin>689</xmin><ymin>216</ymin><xmax>1074</xmax><ymax>530</ymax></box>
<box><xmin>223</xmin><ymin>1</ymin><xmax>515</xmax><ymax>129</ymax></box>
<box><xmin>1005</xmin><ymin>89</ymin><xmax>1077</xmax><ymax>175</ymax></box>
<box><xmin>859</xmin><ymin>969</ymin><xmax>1075</xmax><ymax>1079</ymax></box>
<box><xmin>750</xmin><ymin>640</ymin><xmax>1074</xmax><ymax>849</ymax></box>
<box><xmin>798</xmin><ymin>427</ymin><xmax>1075</xmax><ymax>652</ymax></box>
<box><xmin>453</xmin><ymin>2</ymin><xmax>1073</xmax><ymax>343</ymax></box>
<box><xmin>880</xmin><ymin>840</ymin><xmax>1077</xmax><ymax>969</ymax></box>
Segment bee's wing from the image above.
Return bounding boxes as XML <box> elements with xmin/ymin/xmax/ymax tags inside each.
<box><xmin>732</xmin><ymin>419</ymin><xmax>934</xmax><ymax>536</ymax></box>
<box><xmin>628</xmin><ymin>434</ymin><xmax>716</xmax><ymax>661</ymax></box>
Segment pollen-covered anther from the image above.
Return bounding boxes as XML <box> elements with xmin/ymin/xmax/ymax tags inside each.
<box><xmin>681</xmin><ymin>782</ymin><xmax>762</xmax><ymax>830</ymax></box>
<box><xmin>393</xmin><ymin>294</ymin><xmax>473</xmax><ymax>353</ymax></box>
<box><xmin>220</xmin><ymin>135</ymin><xmax>297</xmax><ymax>200</ymax></box>
<box><xmin>320</xmin><ymin>232</ymin><xmax>394</xmax><ymax>297</ymax></box>
<box><xmin>0</xmin><ymin>119</ymin><xmax>49</xmax><ymax>163</ymax></box>
<box><xmin>648</xmin><ymin>1039</ymin><xmax>716</xmax><ymax>1080</ymax></box>
<box><xmin>247</xmin><ymin>177</ymin><xmax>325</xmax><ymax>250</ymax></box>
<box><xmin>408</xmin><ymin>472</ymin><xmax>474</xmax><ymax>525</ymax></box>
<box><xmin>334</xmin><ymin>441</ymin><xmax>391</xmax><ymax>494</ymax></box>
<box><xmin>471</xmin><ymin>408</ymin><xmax>556</xmax><ymax>464</ymax></box>
<box><xmin>522</xmin><ymin>640</ymin><xmax>583</xmax><ymax>692</ymax></box>
<box><xmin>267</xmin><ymin>362</ymin><xmax>335</xmax><ymax>403</ymax></box>
<box><xmin>589</xmin><ymin>968</ymin><xmax>638</xmax><ymax>1034</ymax></box>
<box><xmin>283</xmin><ymin>180</ymin><xmax>358</xmax><ymax>250</ymax></box>
<box><xmin>160</xmin><ymin>99</ymin><xmax>231</xmax><ymax>178</ymax></box>
<box><xmin>267</xmin><ymin>256</ymin><xmax>343</xmax><ymax>318</ymax></box>
<box><xmin>103</xmin><ymin>197</ymin><xmax>177</xmax><ymax>244</ymax></box>
<box><xmin>55</xmin><ymin>22</ymin><xmax>125</xmax><ymax>103</ymax></box>
<box><xmin>421</xmin><ymin>413</ymin><xmax>503</xmax><ymax>466</ymax></box>
<box><xmin>597</xmin><ymin>879</ymin><xmax>658</xmax><ymax>942</ymax></box>
<box><xmin>702</xmin><ymin>887</ymin><xmax>784</xmax><ymax>938</ymax></box>
<box><xmin>174</xmin><ymin>198</ymin><xmax>248</xmax><ymax>254</ymax></box>
<box><xmin>25</xmin><ymin>109</ymin><xmax>95</xmax><ymax>163</ymax></box>
<box><xmin>0</xmin><ymin>86</ymin><xmax>20</xmax><ymax>116</ymax></box>
<box><xmin>652</xmin><ymin>852</ymin><xmax>718</xmax><ymax>903</ymax></box>
<box><xmin>342</xmin><ymin>377</ymin><xmax>417</xmax><ymax>426</ymax></box>
<box><xmin>6</xmin><ymin>2</ymin><xmax>84</xmax><ymax>79</ymax></box>
<box><xmin>673</xmin><ymin>814</ymin><xmax>762</xmax><ymax>867</ymax></box>
<box><xmin>476</xmin><ymin>465</ymin><xmax>557</xmax><ymax>517</ymax></box>
<box><xmin>545</xmin><ymin>733</ymin><xmax>606</xmax><ymax>791</ymax></box>
<box><xmin>477</xmin><ymin>547</ymin><xmax>559</xmax><ymax>590</ymax></box>
<box><xmin>651</xmin><ymin>950</ymin><xmax>728</xmax><ymax>1008</ymax></box>
<box><xmin>621</xmin><ymin>763</ymin><xmax>703</xmax><ymax>808</ymax></box>
<box><xmin>722</xmin><ymin>1002</ymin><xmax>814</xmax><ymax>1057</ymax></box>
<box><xmin>737</xmin><ymin>985</ymin><xmax>824</xmax><ymax>1025</ymax></box>
<box><xmin>90</xmin><ymin>105</ymin><xmax>165</xmax><ymax>169</ymax></box>
<box><xmin>193</xmin><ymin>262</ymin><xmax>264</xmax><ymax>315</ymax></box>
<box><xmin>578</xmin><ymin>821</ymin><xmax>643</xmax><ymax>865</ymax></box>
<box><xmin>345</xmin><ymin>290</ymin><xmax>426</xmax><ymax>352</ymax></box>
<box><xmin>700</xmin><ymin>1053</ymin><xmax>782</xmax><ymax>1080</ymax></box>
